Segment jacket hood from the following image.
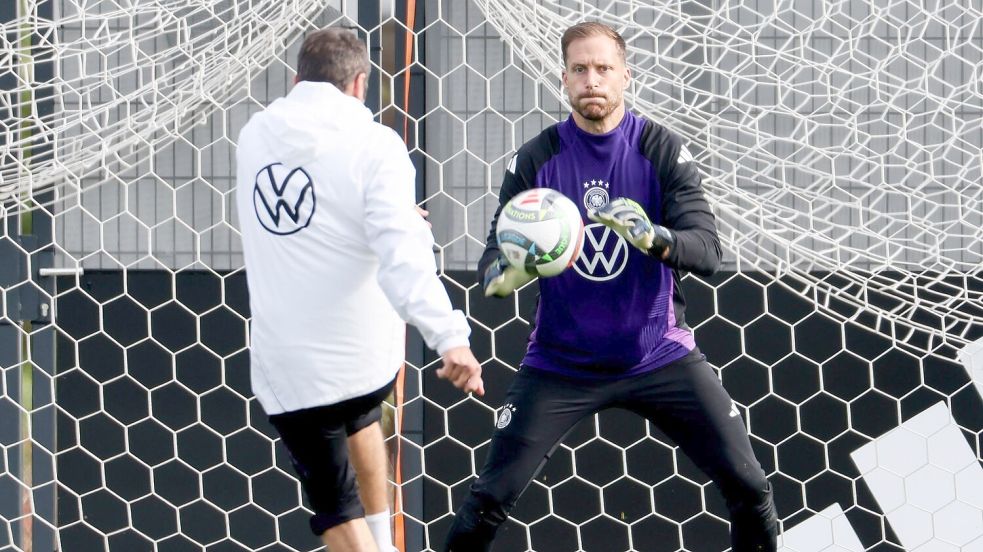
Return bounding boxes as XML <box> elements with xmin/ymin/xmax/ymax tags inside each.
<box><xmin>257</xmin><ymin>80</ymin><xmax>374</xmax><ymax>168</ymax></box>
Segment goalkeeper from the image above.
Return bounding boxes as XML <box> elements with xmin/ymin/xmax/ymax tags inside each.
<box><xmin>446</xmin><ymin>22</ymin><xmax>778</xmax><ymax>552</ymax></box>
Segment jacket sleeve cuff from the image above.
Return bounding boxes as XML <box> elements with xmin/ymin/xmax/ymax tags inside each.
<box><xmin>435</xmin><ymin>334</ymin><xmax>471</xmax><ymax>356</ymax></box>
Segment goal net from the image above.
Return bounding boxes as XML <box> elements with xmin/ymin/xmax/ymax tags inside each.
<box><xmin>1</xmin><ymin>0</ymin><xmax>981</xmax><ymax>550</ymax></box>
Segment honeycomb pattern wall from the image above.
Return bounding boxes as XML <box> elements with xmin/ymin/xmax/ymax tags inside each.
<box><xmin>1</xmin><ymin>1</ymin><xmax>981</xmax><ymax>551</ymax></box>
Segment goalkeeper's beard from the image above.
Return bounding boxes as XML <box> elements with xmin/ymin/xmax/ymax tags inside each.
<box><xmin>571</xmin><ymin>91</ymin><xmax>621</xmax><ymax>121</ymax></box>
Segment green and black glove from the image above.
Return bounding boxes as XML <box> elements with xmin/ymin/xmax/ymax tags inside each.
<box><xmin>588</xmin><ymin>197</ymin><xmax>675</xmax><ymax>259</ymax></box>
<box><xmin>482</xmin><ymin>255</ymin><xmax>535</xmax><ymax>297</ymax></box>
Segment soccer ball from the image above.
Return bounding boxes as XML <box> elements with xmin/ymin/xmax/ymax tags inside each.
<box><xmin>496</xmin><ymin>188</ymin><xmax>585</xmax><ymax>277</ymax></box>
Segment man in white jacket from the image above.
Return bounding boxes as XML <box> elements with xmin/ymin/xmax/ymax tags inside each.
<box><xmin>236</xmin><ymin>27</ymin><xmax>483</xmax><ymax>552</ymax></box>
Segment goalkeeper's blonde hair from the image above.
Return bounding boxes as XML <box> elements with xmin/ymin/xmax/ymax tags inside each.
<box><xmin>560</xmin><ymin>22</ymin><xmax>627</xmax><ymax>66</ymax></box>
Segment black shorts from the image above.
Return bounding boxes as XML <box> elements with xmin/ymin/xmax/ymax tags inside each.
<box><xmin>269</xmin><ymin>378</ymin><xmax>395</xmax><ymax>535</ymax></box>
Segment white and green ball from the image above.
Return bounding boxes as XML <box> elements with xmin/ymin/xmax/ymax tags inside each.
<box><xmin>496</xmin><ymin>189</ymin><xmax>585</xmax><ymax>277</ymax></box>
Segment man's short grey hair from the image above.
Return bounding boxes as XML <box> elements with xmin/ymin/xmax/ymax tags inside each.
<box><xmin>296</xmin><ymin>27</ymin><xmax>371</xmax><ymax>90</ymax></box>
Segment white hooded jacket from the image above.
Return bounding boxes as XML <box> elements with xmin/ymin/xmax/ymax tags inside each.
<box><xmin>236</xmin><ymin>81</ymin><xmax>470</xmax><ymax>415</ymax></box>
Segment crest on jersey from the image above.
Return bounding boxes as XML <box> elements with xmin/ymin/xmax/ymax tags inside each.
<box><xmin>573</xmin><ymin>223</ymin><xmax>629</xmax><ymax>281</ymax></box>
<box><xmin>253</xmin><ymin>163</ymin><xmax>316</xmax><ymax>235</ymax></box>
<box><xmin>497</xmin><ymin>403</ymin><xmax>516</xmax><ymax>429</ymax></box>
<box><xmin>582</xmin><ymin>179</ymin><xmax>610</xmax><ymax>211</ymax></box>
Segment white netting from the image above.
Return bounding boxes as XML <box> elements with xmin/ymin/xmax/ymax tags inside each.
<box><xmin>2</xmin><ymin>0</ymin><xmax>983</xmax><ymax>551</ymax></box>
<box><xmin>481</xmin><ymin>0</ymin><xmax>983</xmax><ymax>353</ymax></box>
<box><xmin>1</xmin><ymin>0</ymin><xmax>329</xmax><ymax>209</ymax></box>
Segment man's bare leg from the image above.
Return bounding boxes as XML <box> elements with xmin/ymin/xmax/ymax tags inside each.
<box><xmin>349</xmin><ymin>422</ymin><xmax>395</xmax><ymax>551</ymax></box>
<box><xmin>349</xmin><ymin>422</ymin><xmax>389</xmax><ymax>513</ymax></box>
<box><xmin>320</xmin><ymin>518</ymin><xmax>379</xmax><ymax>552</ymax></box>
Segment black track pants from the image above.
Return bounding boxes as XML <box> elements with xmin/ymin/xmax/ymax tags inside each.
<box><xmin>445</xmin><ymin>350</ymin><xmax>777</xmax><ymax>552</ymax></box>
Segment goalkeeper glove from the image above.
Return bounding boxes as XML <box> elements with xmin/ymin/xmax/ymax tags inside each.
<box><xmin>588</xmin><ymin>197</ymin><xmax>675</xmax><ymax>259</ymax></box>
<box><xmin>482</xmin><ymin>255</ymin><xmax>534</xmax><ymax>297</ymax></box>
